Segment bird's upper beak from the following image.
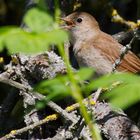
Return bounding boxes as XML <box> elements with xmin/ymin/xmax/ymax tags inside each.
<box><xmin>60</xmin><ymin>17</ymin><xmax>75</xmax><ymax>29</ymax></box>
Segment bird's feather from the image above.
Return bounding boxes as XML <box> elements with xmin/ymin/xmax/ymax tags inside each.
<box><xmin>93</xmin><ymin>32</ymin><xmax>140</xmax><ymax>73</ymax></box>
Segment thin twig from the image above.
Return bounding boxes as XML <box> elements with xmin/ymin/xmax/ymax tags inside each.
<box><xmin>111</xmin><ymin>8</ymin><xmax>139</xmax><ymax>29</ymax></box>
<box><xmin>0</xmin><ymin>114</ymin><xmax>58</xmax><ymax>140</ymax></box>
<box><xmin>0</xmin><ymin>75</ymin><xmax>77</xmax><ymax>124</ymax></box>
<box><xmin>112</xmin><ymin>33</ymin><xmax>137</xmax><ymax>72</ymax></box>
<box><xmin>92</xmin><ymin>88</ymin><xmax>102</xmax><ymax>103</ymax></box>
<box><xmin>0</xmin><ymin>91</ymin><xmax>97</xmax><ymax>140</ymax></box>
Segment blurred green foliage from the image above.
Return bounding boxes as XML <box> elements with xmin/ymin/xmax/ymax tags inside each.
<box><xmin>35</xmin><ymin>68</ymin><xmax>94</xmax><ymax>102</ymax></box>
<box><xmin>35</xmin><ymin>70</ymin><xmax>140</xmax><ymax>109</ymax></box>
<box><xmin>87</xmin><ymin>73</ymin><xmax>140</xmax><ymax>109</ymax></box>
<box><xmin>0</xmin><ymin>8</ymin><xmax>68</xmax><ymax>54</ymax></box>
<box><xmin>24</xmin><ymin>8</ymin><xmax>53</xmax><ymax>33</ymax></box>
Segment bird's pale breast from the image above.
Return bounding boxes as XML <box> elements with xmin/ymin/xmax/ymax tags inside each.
<box><xmin>74</xmin><ymin>42</ymin><xmax>113</xmax><ymax>76</ymax></box>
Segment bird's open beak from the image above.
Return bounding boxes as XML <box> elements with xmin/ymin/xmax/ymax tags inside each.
<box><xmin>60</xmin><ymin>17</ymin><xmax>75</xmax><ymax>29</ymax></box>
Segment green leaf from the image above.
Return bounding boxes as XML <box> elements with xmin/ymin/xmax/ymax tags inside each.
<box><xmin>36</xmin><ymin>0</ymin><xmax>48</xmax><ymax>11</ymax></box>
<box><xmin>109</xmin><ymin>83</ymin><xmax>140</xmax><ymax>109</ymax></box>
<box><xmin>34</xmin><ymin>75</ymin><xmax>71</xmax><ymax>101</ymax></box>
<box><xmin>34</xmin><ymin>68</ymin><xmax>94</xmax><ymax>102</ymax></box>
<box><xmin>0</xmin><ymin>27</ymin><xmax>68</xmax><ymax>54</ymax></box>
<box><xmin>42</xmin><ymin>29</ymin><xmax>68</xmax><ymax>45</ymax></box>
<box><xmin>24</xmin><ymin>8</ymin><xmax>53</xmax><ymax>33</ymax></box>
<box><xmin>87</xmin><ymin>73</ymin><xmax>140</xmax><ymax>91</ymax></box>
<box><xmin>76</xmin><ymin>68</ymin><xmax>94</xmax><ymax>81</ymax></box>
<box><xmin>0</xmin><ymin>7</ymin><xmax>68</xmax><ymax>54</ymax></box>
<box><xmin>86</xmin><ymin>73</ymin><xmax>140</xmax><ymax>109</ymax></box>
<box><xmin>36</xmin><ymin>100</ymin><xmax>46</xmax><ymax>110</ymax></box>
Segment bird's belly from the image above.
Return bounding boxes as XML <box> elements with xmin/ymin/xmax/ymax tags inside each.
<box><xmin>75</xmin><ymin>47</ymin><xmax>113</xmax><ymax>76</ymax></box>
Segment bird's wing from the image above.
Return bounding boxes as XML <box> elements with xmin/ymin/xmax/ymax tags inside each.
<box><xmin>93</xmin><ymin>32</ymin><xmax>140</xmax><ymax>73</ymax></box>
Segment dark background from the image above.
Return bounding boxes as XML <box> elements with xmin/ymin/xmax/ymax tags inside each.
<box><xmin>0</xmin><ymin>0</ymin><xmax>139</xmax><ymax>33</ymax></box>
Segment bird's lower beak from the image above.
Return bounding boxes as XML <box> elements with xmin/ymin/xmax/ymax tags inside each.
<box><xmin>60</xmin><ymin>18</ymin><xmax>75</xmax><ymax>29</ymax></box>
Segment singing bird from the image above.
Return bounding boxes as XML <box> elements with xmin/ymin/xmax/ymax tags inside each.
<box><xmin>62</xmin><ymin>12</ymin><xmax>140</xmax><ymax>76</ymax></box>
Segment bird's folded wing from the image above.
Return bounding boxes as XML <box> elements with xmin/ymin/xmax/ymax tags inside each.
<box><xmin>93</xmin><ymin>32</ymin><xmax>140</xmax><ymax>73</ymax></box>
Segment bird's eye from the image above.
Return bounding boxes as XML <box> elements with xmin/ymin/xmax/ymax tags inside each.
<box><xmin>76</xmin><ymin>18</ymin><xmax>82</xmax><ymax>23</ymax></box>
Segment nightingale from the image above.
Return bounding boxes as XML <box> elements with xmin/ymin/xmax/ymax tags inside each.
<box><xmin>62</xmin><ymin>12</ymin><xmax>140</xmax><ymax>76</ymax></box>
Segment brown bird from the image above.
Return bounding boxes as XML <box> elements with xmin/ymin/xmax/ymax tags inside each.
<box><xmin>62</xmin><ymin>12</ymin><xmax>140</xmax><ymax>76</ymax></box>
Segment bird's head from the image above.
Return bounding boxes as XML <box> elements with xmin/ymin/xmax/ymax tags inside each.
<box><xmin>61</xmin><ymin>12</ymin><xmax>100</xmax><ymax>43</ymax></box>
